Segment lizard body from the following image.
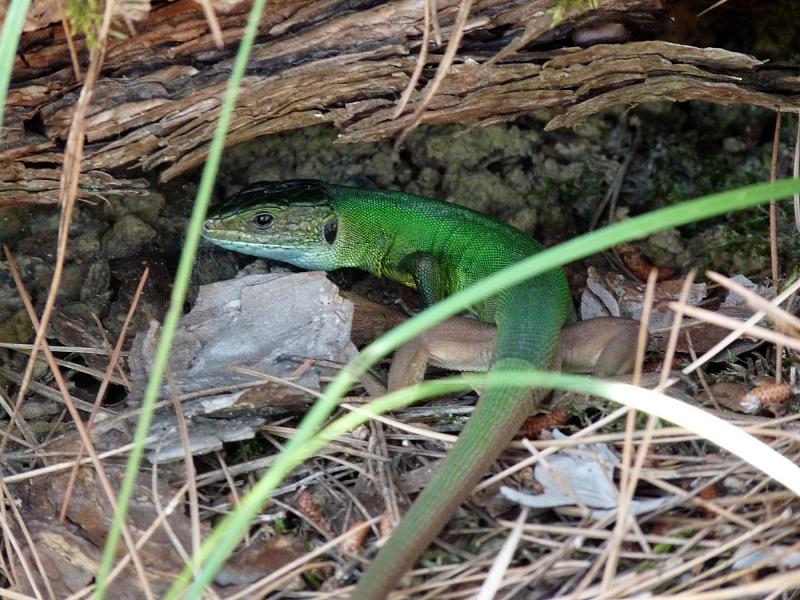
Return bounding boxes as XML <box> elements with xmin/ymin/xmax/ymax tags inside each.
<box><xmin>203</xmin><ymin>179</ymin><xmax>635</xmax><ymax>599</ymax></box>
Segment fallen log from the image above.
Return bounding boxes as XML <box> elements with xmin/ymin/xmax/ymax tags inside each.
<box><xmin>4</xmin><ymin>0</ymin><xmax>800</xmax><ymax>206</ymax></box>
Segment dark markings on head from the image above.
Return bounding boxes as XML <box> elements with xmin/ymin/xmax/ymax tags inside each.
<box><xmin>220</xmin><ymin>180</ymin><xmax>333</xmax><ymax>216</ymax></box>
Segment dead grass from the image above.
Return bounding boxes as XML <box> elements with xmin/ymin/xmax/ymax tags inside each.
<box><xmin>2</xmin><ymin>2</ymin><xmax>800</xmax><ymax>598</ymax></box>
<box><xmin>2</xmin><ymin>265</ymin><xmax>800</xmax><ymax>596</ymax></box>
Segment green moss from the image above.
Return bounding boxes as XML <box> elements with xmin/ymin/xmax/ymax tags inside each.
<box><xmin>550</xmin><ymin>0</ymin><xmax>599</xmax><ymax>24</ymax></box>
<box><xmin>693</xmin><ymin>202</ymin><xmax>800</xmax><ymax>276</ymax></box>
<box><xmin>0</xmin><ymin>309</ymin><xmax>33</xmax><ymax>344</ymax></box>
<box><xmin>0</xmin><ymin>310</ymin><xmax>34</xmax><ymax>382</ymax></box>
<box><xmin>274</xmin><ymin>517</ymin><xmax>289</xmax><ymax>534</ymax></box>
<box><xmin>65</xmin><ymin>0</ymin><xmax>102</xmax><ymax>48</ymax></box>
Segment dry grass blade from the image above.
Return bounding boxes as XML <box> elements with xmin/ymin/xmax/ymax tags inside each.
<box><xmin>769</xmin><ymin>111</ymin><xmax>782</xmax><ymax>290</ymax></box>
<box><xmin>91</xmin><ymin>313</ymin><xmax>132</xmax><ymax>390</ymax></box>
<box><xmin>682</xmin><ymin>275</ymin><xmax>800</xmax><ymax>374</ymax></box>
<box><xmin>0</xmin><ymin>343</ymin><xmax>113</xmax><ymax>355</ymax></box>
<box><xmin>768</xmin><ymin>112</ymin><xmax>783</xmax><ymax>382</ymax></box>
<box><xmin>148</xmin><ymin>464</ymin><xmax>192</xmax><ymax>583</ymax></box>
<box><xmin>632</xmin><ymin>255</ymin><xmax>657</xmax><ymax>386</ymax></box>
<box><xmin>697</xmin><ymin>0</ymin><xmax>732</xmax><ymax>17</ymax></box>
<box><xmin>0</xmin><ymin>365</ymin><xmax>101</xmax><ymax>413</ymax></box>
<box><xmin>670</xmin><ymin>302</ymin><xmax>800</xmax><ymax>352</ymax></box>
<box><xmin>196</xmin><ymin>0</ymin><xmax>223</xmax><ymax>48</ymax></box>
<box><xmin>392</xmin><ymin>0</ymin><xmax>432</xmax><ymax>119</ymax></box>
<box><xmin>794</xmin><ymin>114</ymin><xmax>800</xmax><ymax>232</ymax></box>
<box><xmin>430</xmin><ymin>0</ymin><xmax>442</xmax><ymax>46</ymax></box>
<box><xmin>341</xmin><ymin>402</ymin><xmax>455</xmax><ymax>443</ymax></box>
<box><xmin>2</xmin><ymin>249</ymin><xmax>155</xmax><ymax>596</ymax></box>
<box><xmin>59</xmin><ymin>267</ymin><xmax>149</xmax><ymax>522</ymax></box>
<box><xmin>642</xmin><ymin>470</ymin><xmax>753</xmax><ymax>529</ymax></box>
<box><xmin>224</xmin><ymin>518</ymin><xmax>380</xmax><ymax>600</ymax></box>
<box><xmin>706</xmin><ymin>270</ymin><xmax>800</xmax><ymax>333</ymax></box>
<box><xmin>229</xmin><ymin>365</ymin><xmax>321</xmax><ymax>397</ymax></box>
<box><xmin>166</xmin><ymin>368</ymin><xmax>202</xmax><ymax>556</ymax></box>
<box><xmin>396</xmin><ymin>0</ymin><xmax>473</xmax><ymax>145</ymax></box>
<box><xmin>6</xmin><ymin>352</ymin><xmax>125</xmax><ymax>386</ymax></box>
<box><xmin>662</xmin><ymin>270</ymin><xmax>698</xmax><ymax>387</ymax></box>
<box><xmin>1</xmin><ymin>481</ymin><xmax>55</xmax><ymax>599</ymax></box>
<box><xmin>602</xmin><ymin>268</ymin><xmax>665</xmax><ymax>591</ymax></box>
<box><xmin>54</xmin><ymin>0</ymin><xmax>82</xmax><ymax>81</ymax></box>
<box><xmin>3</xmin><ymin>440</ymin><xmax>156</xmax><ymax>485</ymax></box>
<box><xmin>477</xmin><ymin>507</ymin><xmax>528</xmax><ymax>600</ymax></box>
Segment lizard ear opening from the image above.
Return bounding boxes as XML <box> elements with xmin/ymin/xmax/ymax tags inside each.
<box><xmin>323</xmin><ymin>217</ymin><xmax>338</xmax><ymax>245</ymax></box>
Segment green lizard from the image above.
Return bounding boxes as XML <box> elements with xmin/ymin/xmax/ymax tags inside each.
<box><xmin>202</xmin><ymin>179</ymin><xmax>637</xmax><ymax>599</ymax></box>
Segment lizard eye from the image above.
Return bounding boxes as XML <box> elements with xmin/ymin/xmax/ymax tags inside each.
<box><xmin>323</xmin><ymin>217</ymin><xmax>338</xmax><ymax>245</ymax></box>
<box><xmin>252</xmin><ymin>212</ymin><xmax>274</xmax><ymax>229</ymax></box>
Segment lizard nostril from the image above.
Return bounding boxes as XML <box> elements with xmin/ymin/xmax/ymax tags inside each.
<box><xmin>203</xmin><ymin>219</ymin><xmax>214</xmax><ymax>232</ymax></box>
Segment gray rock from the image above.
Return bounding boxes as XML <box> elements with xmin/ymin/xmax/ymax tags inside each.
<box><xmin>101</xmin><ymin>214</ymin><xmax>157</xmax><ymax>259</ymax></box>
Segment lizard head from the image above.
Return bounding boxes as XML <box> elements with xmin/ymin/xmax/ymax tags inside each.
<box><xmin>203</xmin><ymin>180</ymin><xmax>341</xmax><ymax>270</ymax></box>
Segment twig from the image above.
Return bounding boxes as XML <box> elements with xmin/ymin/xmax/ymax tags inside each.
<box><xmin>396</xmin><ymin>0</ymin><xmax>473</xmax><ymax>145</ymax></box>
<box><xmin>197</xmin><ymin>0</ymin><xmax>224</xmax><ymax>48</ymax></box>
<box><xmin>393</xmin><ymin>0</ymin><xmax>432</xmax><ymax>119</ymax></box>
<box><xmin>681</xmin><ymin>275</ymin><xmax>800</xmax><ymax>374</ymax></box>
<box><xmin>604</xmin><ymin>271</ymin><xmax>695</xmax><ymax>591</ymax></box>
<box><xmin>477</xmin><ymin>507</ymin><xmax>528</xmax><ymax>599</ymax></box>
<box><xmin>706</xmin><ymin>271</ymin><xmax>800</xmax><ymax>333</ymax></box>
<box><xmin>670</xmin><ymin>302</ymin><xmax>800</xmax><ymax>352</ymax></box>
<box><xmin>55</xmin><ymin>0</ymin><xmax>82</xmax><ymax>82</ymax></box>
<box><xmin>3</xmin><ymin>249</ymin><xmax>155</xmax><ymax>597</ymax></box>
<box><xmin>167</xmin><ymin>367</ymin><xmax>202</xmax><ymax>556</ymax></box>
<box><xmin>768</xmin><ymin>111</ymin><xmax>783</xmax><ymax>382</ymax></box>
<box><xmin>794</xmin><ymin>112</ymin><xmax>800</xmax><ymax>232</ymax></box>
<box><xmin>0</xmin><ymin>0</ymin><xmax>113</xmax><ymax>458</ymax></box>
<box><xmin>59</xmin><ymin>267</ymin><xmax>149</xmax><ymax>522</ymax></box>
<box><xmin>91</xmin><ymin>313</ymin><xmax>132</xmax><ymax>390</ymax></box>
<box><xmin>0</xmin><ymin>481</ymin><xmax>53</xmax><ymax>599</ymax></box>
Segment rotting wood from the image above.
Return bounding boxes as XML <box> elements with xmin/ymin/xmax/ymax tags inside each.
<box><xmin>4</xmin><ymin>0</ymin><xmax>800</xmax><ymax>206</ymax></box>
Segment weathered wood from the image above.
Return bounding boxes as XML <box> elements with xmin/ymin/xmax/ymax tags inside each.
<box><xmin>4</xmin><ymin>0</ymin><xmax>800</xmax><ymax>206</ymax></box>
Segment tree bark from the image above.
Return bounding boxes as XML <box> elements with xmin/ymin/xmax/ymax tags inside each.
<box><xmin>4</xmin><ymin>0</ymin><xmax>800</xmax><ymax>206</ymax></box>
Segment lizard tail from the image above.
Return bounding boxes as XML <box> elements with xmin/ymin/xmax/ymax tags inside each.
<box><xmin>350</xmin><ymin>368</ymin><xmax>535</xmax><ymax>600</ymax></box>
<box><xmin>351</xmin><ymin>281</ymin><xmax>567</xmax><ymax>599</ymax></box>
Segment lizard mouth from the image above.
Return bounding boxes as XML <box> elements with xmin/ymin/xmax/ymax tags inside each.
<box><xmin>202</xmin><ymin>218</ymin><xmax>225</xmax><ymax>236</ymax></box>
<box><xmin>201</xmin><ymin>219</ymin><xmax>252</xmax><ymax>244</ymax></box>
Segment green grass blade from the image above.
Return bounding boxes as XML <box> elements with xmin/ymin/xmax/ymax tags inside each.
<box><xmin>94</xmin><ymin>0</ymin><xmax>271</xmax><ymax>595</ymax></box>
<box><xmin>0</xmin><ymin>0</ymin><xmax>31</xmax><ymax>131</ymax></box>
<box><xmin>166</xmin><ymin>177</ymin><xmax>800</xmax><ymax>597</ymax></box>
